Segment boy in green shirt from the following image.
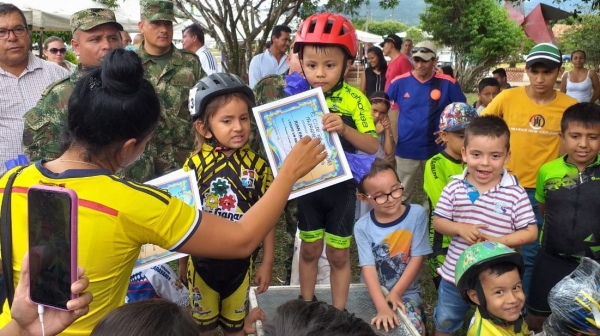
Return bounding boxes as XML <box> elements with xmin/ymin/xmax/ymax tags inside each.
<box><xmin>424</xmin><ymin>102</ymin><xmax>478</xmax><ymax>289</ymax></box>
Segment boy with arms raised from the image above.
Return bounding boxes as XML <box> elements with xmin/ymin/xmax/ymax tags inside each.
<box><xmin>432</xmin><ymin>116</ymin><xmax>538</xmax><ymax>336</ymax></box>
<box><xmin>355</xmin><ymin>159</ymin><xmax>431</xmax><ymax>334</ymax></box>
<box><xmin>456</xmin><ymin>242</ymin><xmax>531</xmax><ymax>336</ymax></box>
<box><xmin>526</xmin><ymin>103</ymin><xmax>600</xmax><ymax>332</ymax></box>
<box><xmin>424</xmin><ymin>103</ymin><xmax>478</xmax><ymax>290</ymax></box>
<box><xmin>293</xmin><ymin>13</ymin><xmax>379</xmax><ymax>310</ymax></box>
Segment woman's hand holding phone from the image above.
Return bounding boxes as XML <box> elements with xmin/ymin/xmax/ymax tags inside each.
<box><xmin>7</xmin><ymin>253</ymin><xmax>92</xmax><ymax>336</ymax></box>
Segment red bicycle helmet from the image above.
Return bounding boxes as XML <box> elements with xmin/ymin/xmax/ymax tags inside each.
<box><xmin>293</xmin><ymin>13</ymin><xmax>357</xmax><ymax>59</ymax></box>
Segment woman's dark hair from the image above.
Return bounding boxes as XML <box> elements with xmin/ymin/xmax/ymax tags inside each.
<box><xmin>571</xmin><ymin>50</ymin><xmax>586</xmax><ymax>60</ymax></box>
<box><xmin>66</xmin><ymin>48</ymin><xmax>160</xmax><ymax>162</ymax></box>
<box><xmin>366</xmin><ymin>46</ymin><xmax>387</xmax><ymax>73</ymax></box>
<box><xmin>91</xmin><ymin>299</ymin><xmax>199</xmax><ymax>336</ymax></box>
<box><xmin>369</xmin><ymin>91</ymin><xmax>391</xmax><ymax>111</ymax></box>
<box><xmin>441</xmin><ymin>65</ymin><xmax>454</xmax><ymax>78</ymax></box>
<box><xmin>263</xmin><ymin>300</ymin><xmax>377</xmax><ymax>336</ymax></box>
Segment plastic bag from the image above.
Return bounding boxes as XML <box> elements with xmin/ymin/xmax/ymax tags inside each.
<box><xmin>344</xmin><ymin>152</ymin><xmax>377</xmax><ymax>183</ymax></box>
<box><xmin>543</xmin><ymin>257</ymin><xmax>600</xmax><ymax>335</ymax></box>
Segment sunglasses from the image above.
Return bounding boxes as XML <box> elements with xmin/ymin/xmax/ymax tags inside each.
<box><xmin>48</xmin><ymin>48</ymin><xmax>67</xmax><ymax>54</ymax></box>
<box><xmin>412</xmin><ymin>47</ymin><xmax>435</xmax><ymax>55</ymax></box>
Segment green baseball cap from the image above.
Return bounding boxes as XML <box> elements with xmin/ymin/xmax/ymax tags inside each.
<box><xmin>70</xmin><ymin>8</ymin><xmax>123</xmax><ymax>34</ymax></box>
<box><xmin>140</xmin><ymin>0</ymin><xmax>176</xmax><ymax>22</ymax></box>
<box><xmin>526</xmin><ymin>43</ymin><xmax>562</xmax><ymax>70</ymax></box>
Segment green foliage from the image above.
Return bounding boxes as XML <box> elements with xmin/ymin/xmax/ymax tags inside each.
<box><xmin>65</xmin><ymin>51</ymin><xmax>78</xmax><ymax>65</ymax></box>
<box><xmin>560</xmin><ymin>14</ymin><xmax>600</xmax><ymax>68</ymax></box>
<box><xmin>93</xmin><ymin>0</ymin><xmax>120</xmax><ymax>9</ymax></box>
<box><xmin>30</xmin><ymin>31</ymin><xmax>73</xmax><ymax>47</ymax></box>
<box><xmin>300</xmin><ymin>0</ymin><xmax>399</xmax><ymax>19</ymax></box>
<box><xmin>362</xmin><ymin>20</ymin><xmax>408</xmax><ymax>37</ymax></box>
<box><xmin>421</xmin><ymin>0</ymin><xmax>524</xmax><ymax>90</ymax></box>
<box><xmin>404</xmin><ymin>26</ymin><xmax>426</xmax><ymax>43</ymax></box>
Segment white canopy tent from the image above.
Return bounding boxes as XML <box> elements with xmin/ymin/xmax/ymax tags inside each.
<box><xmin>11</xmin><ymin>0</ymin><xmax>139</xmax><ymax>32</ymax></box>
<box><xmin>355</xmin><ymin>30</ymin><xmax>384</xmax><ymax>44</ymax></box>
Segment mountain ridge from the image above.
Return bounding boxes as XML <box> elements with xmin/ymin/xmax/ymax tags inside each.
<box><xmin>359</xmin><ymin>0</ymin><xmax>578</xmax><ymax>27</ymax></box>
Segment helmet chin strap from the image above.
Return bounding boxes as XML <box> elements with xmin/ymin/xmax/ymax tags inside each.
<box><xmin>475</xmin><ymin>282</ymin><xmax>524</xmax><ymax>333</ymax></box>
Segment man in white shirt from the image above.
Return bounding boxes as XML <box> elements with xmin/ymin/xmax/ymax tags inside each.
<box><xmin>248</xmin><ymin>25</ymin><xmax>291</xmax><ymax>88</ymax></box>
<box><xmin>0</xmin><ymin>3</ymin><xmax>69</xmax><ymax>174</ymax></box>
<box><xmin>181</xmin><ymin>24</ymin><xmax>218</xmax><ymax>75</ymax></box>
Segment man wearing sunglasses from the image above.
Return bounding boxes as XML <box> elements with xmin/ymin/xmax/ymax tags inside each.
<box><xmin>0</xmin><ymin>3</ymin><xmax>69</xmax><ymax>175</ymax></box>
<box><xmin>386</xmin><ymin>41</ymin><xmax>466</xmax><ymax>206</ymax></box>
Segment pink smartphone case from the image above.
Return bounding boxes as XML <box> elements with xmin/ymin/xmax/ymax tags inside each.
<box><xmin>27</xmin><ymin>185</ymin><xmax>78</xmax><ymax>311</ymax></box>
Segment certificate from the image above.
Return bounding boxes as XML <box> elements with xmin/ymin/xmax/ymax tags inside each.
<box><xmin>133</xmin><ymin>169</ymin><xmax>202</xmax><ymax>272</ymax></box>
<box><xmin>253</xmin><ymin>87</ymin><xmax>352</xmax><ymax>199</ymax></box>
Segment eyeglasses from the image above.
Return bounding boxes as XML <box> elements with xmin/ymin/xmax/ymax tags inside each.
<box><xmin>363</xmin><ymin>186</ymin><xmax>404</xmax><ymax>205</ymax></box>
<box><xmin>48</xmin><ymin>48</ymin><xmax>67</xmax><ymax>54</ymax></box>
<box><xmin>0</xmin><ymin>26</ymin><xmax>27</xmax><ymax>39</ymax></box>
<box><xmin>412</xmin><ymin>47</ymin><xmax>435</xmax><ymax>55</ymax></box>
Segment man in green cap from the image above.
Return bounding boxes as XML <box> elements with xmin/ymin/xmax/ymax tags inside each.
<box><xmin>22</xmin><ymin>8</ymin><xmax>178</xmax><ymax>183</ymax></box>
<box><xmin>138</xmin><ymin>0</ymin><xmax>204</xmax><ymax>166</ymax></box>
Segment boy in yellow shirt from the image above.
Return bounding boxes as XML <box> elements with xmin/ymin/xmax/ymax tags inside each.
<box><xmin>456</xmin><ymin>242</ymin><xmax>531</xmax><ymax>336</ymax></box>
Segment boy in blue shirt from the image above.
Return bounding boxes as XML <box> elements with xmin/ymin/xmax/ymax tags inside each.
<box><xmin>355</xmin><ymin>158</ymin><xmax>432</xmax><ymax>335</ymax></box>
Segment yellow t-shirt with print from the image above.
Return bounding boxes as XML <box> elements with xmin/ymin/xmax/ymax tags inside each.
<box><xmin>0</xmin><ymin>162</ymin><xmax>201</xmax><ymax>335</ymax></box>
<box><xmin>468</xmin><ymin>309</ymin><xmax>531</xmax><ymax>336</ymax></box>
<box><xmin>481</xmin><ymin>86</ymin><xmax>577</xmax><ymax>188</ymax></box>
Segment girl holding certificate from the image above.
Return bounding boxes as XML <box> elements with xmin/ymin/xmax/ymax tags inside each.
<box><xmin>182</xmin><ymin>73</ymin><xmax>276</xmax><ymax>336</ymax></box>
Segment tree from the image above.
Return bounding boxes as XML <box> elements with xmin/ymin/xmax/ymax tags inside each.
<box><xmin>174</xmin><ymin>0</ymin><xmax>399</xmax><ymax>78</ymax></box>
<box><xmin>560</xmin><ymin>14</ymin><xmax>600</xmax><ymax>69</ymax></box>
<box><xmin>404</xmin><ymin>26</ymin><xmax>426</xmax><ymax>44</ymax></box>
<box><xmin>421</xmin><ymin>0</ymin><xmax>525</xmax><ymax>90</ymax></box>
<box><xmin>363</xmin><ymin>20</ymin><xmax>408</xmax><ymax>36</ymax></box>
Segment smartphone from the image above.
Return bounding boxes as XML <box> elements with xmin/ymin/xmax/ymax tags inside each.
<box><xmin>27</xmin><ymin>185</ymin><xmax>78</xmax><ymax>311</ymax></box>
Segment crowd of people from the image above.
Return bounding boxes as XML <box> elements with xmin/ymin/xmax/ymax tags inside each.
<box><xmin>1</xmin><ymin>1</ymin><xmax>600</xmax><ymax>336</ymax></box>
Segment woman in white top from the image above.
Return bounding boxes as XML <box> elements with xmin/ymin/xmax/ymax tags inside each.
<box><xmin>560</xmin><ymin>50</ymin><xmax>600</xmax><ymax>103</ymax></box>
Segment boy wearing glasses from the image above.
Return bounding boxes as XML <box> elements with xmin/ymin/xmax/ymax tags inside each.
<box><xmin>355</xmin><ymin>158</ymin><xmax>432</xmax><ymax>335</ymax></box>
<box><xmin>431</xmin><ymin>116</ymin><xmax>538</xmax><ymax>336</ymax></box>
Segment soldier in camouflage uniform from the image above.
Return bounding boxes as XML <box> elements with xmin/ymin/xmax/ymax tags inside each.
<box><xmin>252</xmin><ymin>48</ymin><xmax>302</xmax><ymax>284</ymax></box>
<box><xmin>22</xmin><ymin>8</ymin><xmax>178</xmax><ymax>183</ymax></box>
<box><xmin>137</xmin><ymin>0</ymin><xmax>204</xmax><ymax>166</ymax></box>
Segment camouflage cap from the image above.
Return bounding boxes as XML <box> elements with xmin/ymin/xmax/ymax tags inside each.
<box><xmin>141</xmin><ymin>0</ymin><xmax>176</xmax><ymax>22</ymax></box>
<box><xmin>70</xmin><ymin>8</ymin><xmax>123</xmax><ymax>34</ymax></box>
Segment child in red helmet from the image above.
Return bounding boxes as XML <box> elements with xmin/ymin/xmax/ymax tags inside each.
<box><xmin>293</xmin><ymin>13</ymin><xmax>379</xmax><ymax>311</ymax></box>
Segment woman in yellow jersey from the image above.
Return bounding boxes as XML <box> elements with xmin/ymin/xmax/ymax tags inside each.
<box><xmin>0</xmin><ymin>49</ymin><xmax>326</xmax><ymax>335</ymax></box>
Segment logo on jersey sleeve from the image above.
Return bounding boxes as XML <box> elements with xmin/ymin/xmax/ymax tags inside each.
<box><xmin>240</xmin><ymin>169</ymin><xmax>256</xmax><ymax>189</ymax></box>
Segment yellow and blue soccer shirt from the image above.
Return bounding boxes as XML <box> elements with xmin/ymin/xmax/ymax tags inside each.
<box><xmin>0</xmin><ymin>162</ymin><xmax>201</xmax><ymax>335</ymax></box>
<box><xmin>183</xmin><ymin>143</ymin><xmax>272</xmax><ymax>279</ymax></box>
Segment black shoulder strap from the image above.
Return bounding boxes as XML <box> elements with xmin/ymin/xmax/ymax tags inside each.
<box><xmin>1</xmin><ymin>165</ymin><xmax>27</xmax><ymax>310</ymax></box>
